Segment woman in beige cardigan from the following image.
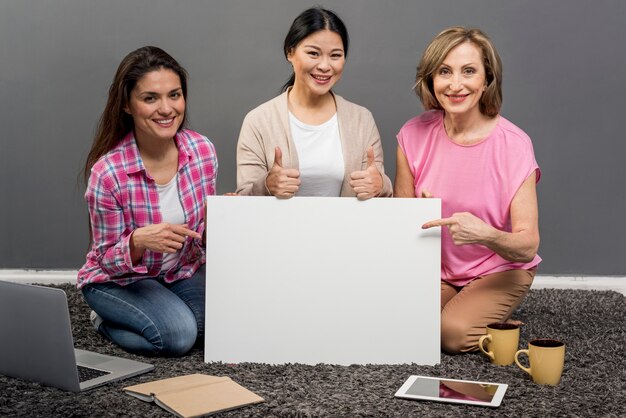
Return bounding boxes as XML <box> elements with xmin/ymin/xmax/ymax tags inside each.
<box><xmin>236</xmin><ymin>7</ymin><xmax>392</xmax><ymax>199</ymax></box>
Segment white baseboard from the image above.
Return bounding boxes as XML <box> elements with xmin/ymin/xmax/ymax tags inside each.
<box><xmin>0</xmin><ymin>269</ymin><xmax>79</xmax><ymax>285</ymax></box>
<box><xmin>531</xmin><ymin>275</ymin><xmax>626</xmax><ymax>295</ymax></box>
<box><xmin>0</xmin><ymin>270</ymin><xmax>624</xmax><ymax>295</ymax></box>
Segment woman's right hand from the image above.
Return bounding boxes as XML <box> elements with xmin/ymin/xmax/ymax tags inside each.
<box><xmin>130</xmin><ymin>223</ymin><xmax>202</xmax><ymax>263</ymax></box>
<box><xmin>265</xmin><ymin>147</ymin><xmax>301</xmax><ymax>198</ymax></box>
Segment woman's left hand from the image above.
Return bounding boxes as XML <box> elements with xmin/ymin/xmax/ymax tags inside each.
<box><xmin>422</xmin><ymin>212</ymin><xmax>498</xmax><ymax>246</ymax></box>
<box><xmin>349</xmin><ymin>146</ymin><xmax>383</xmax><ymax>200</ymax></box>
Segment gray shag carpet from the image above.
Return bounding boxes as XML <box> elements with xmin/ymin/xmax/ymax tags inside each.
<box><xmin>1</xmin><ymin>285</ymin><xmax>624</xmax><ymax>417</ymax></box>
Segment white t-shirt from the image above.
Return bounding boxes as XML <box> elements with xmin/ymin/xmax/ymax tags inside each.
<box><xmin>156</xmin><ymin>174</ymin><xmax>185</xmax><ymax>272</ymax></box>
<box><xmin>289</xmin><ymin>112</ymin><xmax>344</xmax><ymax>196</ymax></box>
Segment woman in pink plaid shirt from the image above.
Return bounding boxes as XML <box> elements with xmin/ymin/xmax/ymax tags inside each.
<box><xmin>78</xmin><ymin>46</ymin><xmax>218</xmax><ymax>356</ymax></box>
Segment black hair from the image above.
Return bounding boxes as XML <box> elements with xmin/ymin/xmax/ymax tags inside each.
<box><xmin>281</xmin><ymin>7</ymin><xmax>349</xmax><ymax>92</ymax></box>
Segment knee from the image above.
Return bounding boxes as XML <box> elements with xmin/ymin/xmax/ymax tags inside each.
<box><xmin>151</xmin><ymin>313</ymin><xmax>198</xmax><ymax>357</ymax></box>
<box><xmin>441</xmin><ymin>316</ymin><xmax>474</xmax><ymax>354</ymax></box>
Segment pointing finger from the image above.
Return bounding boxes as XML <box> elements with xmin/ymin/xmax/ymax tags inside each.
<box><xmin>422</xmin><ymin>217</ymin><xmax>456</xmax><ymax>229</ymax></box>
<box><xmin>172</xmin><ymin>224</ymin><xmax>202</xmax><ymax>240</ymax></box>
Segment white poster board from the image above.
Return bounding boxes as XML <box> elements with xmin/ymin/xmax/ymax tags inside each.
<box><xmin>204</xmin><ymin>196</ymin><xmax>441</xmax><ymax>365</ymax></box>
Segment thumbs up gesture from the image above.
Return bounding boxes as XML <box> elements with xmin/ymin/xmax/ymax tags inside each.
<box><xmin>265</xmin><ymin>147</ymin><xmax>301</xmax><ymax>198</ymax></box>
<box><xmin>349</xmin><ymin>146</ymin><xmax>383</xmax><ymax>200</ymax></box>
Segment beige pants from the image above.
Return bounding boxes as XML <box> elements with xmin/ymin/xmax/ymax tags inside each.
<box><xmin>440</xmin><ymin>269</ymin><xmax>536</xmax><ymax>354</ymax></box>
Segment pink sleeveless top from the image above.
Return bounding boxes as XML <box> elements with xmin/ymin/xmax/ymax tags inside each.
<box><xmin>397</xmin><ymin>110</ymin><xmax>541</xmax><ymax>286</ymax></box>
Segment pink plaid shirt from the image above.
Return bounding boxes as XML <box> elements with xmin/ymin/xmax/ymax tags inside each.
<box><xmin>77</xmin><ymin>129</ymin><xmax>217</xmax><ymax>288</ymax></box>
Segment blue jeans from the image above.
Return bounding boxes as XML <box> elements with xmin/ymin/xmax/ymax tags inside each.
<box><xmin>81</xmin><ymin>265</ymin><xmax>205</xmax><ymax>357</ymax></box>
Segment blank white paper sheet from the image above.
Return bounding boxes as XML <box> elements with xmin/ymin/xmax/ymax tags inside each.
<box><xmin>204</xmin><ymin>196</ymin><xmax>441</xmax><ymax>365</ymax></box>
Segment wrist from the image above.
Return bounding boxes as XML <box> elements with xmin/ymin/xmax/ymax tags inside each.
<box><xmin>130</xmin><ymin>229</ymin><xmax>142</xmax><ymax>250</ymax></box>
<box><xmin>483</xmin><ymin>227</ymin><xmax>504</xmax><ymax>247</ymax></box>
<box><xmin>375</xmin><ymin>170</ymin><xmax>384</xmax><ymax>197</ymax></box>
<box><xmin>129</xmin><ymin>229</ymin><xmax>146</xmax><ymax>262</ymax></box>
<box><xmin>264</xmin><ymin>173</ymin><xmax>273</xmax><ymax>196</ymax></box>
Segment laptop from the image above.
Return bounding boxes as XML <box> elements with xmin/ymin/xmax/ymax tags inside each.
<box><xmin>0</xmin><ymin>280</ymin><xmax>154</xmax><ymax>392</ymax></box>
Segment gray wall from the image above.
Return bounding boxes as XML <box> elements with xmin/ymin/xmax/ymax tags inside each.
<box><xmin>1</xmin><ymin>0</ymin><xmax>624</xmax><ymax>274</ymax></box>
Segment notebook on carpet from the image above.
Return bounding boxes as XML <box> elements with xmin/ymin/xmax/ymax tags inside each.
<box><xmin>123</xmin><ymin>373</ymin><xmax>264</xmax><ymax>417</ymax></box>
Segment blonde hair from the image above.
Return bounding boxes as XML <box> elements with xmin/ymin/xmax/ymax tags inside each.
<box><xmin>414</xmin><ymin>26</ymin><xmax>502</xmax><ymax>117</ymax></box>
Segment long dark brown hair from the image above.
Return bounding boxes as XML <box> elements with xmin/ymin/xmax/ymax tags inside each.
<box><xmin>82</xmin><ymin>46</ymin><xmax>188</xmax><ymax>184</ymax></box>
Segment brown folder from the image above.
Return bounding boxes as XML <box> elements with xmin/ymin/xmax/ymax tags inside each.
<box><xmin>123</xmin><ymin>374</ymin><xmax>264</xmax><ymax>417</ymax></box>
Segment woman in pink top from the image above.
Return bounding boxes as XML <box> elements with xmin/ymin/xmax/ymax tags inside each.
<box><xmin>395</xmin><ymin>27</ymin><xmax>541</xmax><ymax>353</ymax></box>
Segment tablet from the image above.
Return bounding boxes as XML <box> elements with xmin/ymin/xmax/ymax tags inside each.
<box><xmin>394</xmin><ymin>375</ymin><xmax>507</xmax><ymax>407</ymax></box>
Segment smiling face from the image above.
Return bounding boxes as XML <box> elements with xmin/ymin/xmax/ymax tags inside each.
<box><xmin>124</xmin><ymin>68</ymin><xmax>185</xmax><ymax>144</ymax></box>
<box><xmin>432</xmin><ymin>41</ymin><xmax>487</xmax><ymax>118</ymax></box>
<box><xmin>287</xmin><ymin>29</ymin><xmax>345</xmax><ymax>98</ymax></box>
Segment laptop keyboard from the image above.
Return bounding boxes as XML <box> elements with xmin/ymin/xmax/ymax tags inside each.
<box><xmin>77</xmin><ymin>365</ymin><xmax>111</xmax><ymax>382</ymax></box>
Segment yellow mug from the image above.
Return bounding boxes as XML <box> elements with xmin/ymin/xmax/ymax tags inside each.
<box><xmin>478</xmin><ymin>322</ymin><xmax>520</xmax><ymax>366</ymax></box>
<box><xmin>515</xmin><ymin>339</ymin><xmax>565</xmax><ymax>385</ymax></box>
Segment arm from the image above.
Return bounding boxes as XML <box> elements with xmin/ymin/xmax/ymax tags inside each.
<box><xmin>368</xmin><ymin>117</ymin><xmax>393</xmax><ymax>197</ymax></box>
<box><xmin>486</xmin><ymin>171</ymin><xmax>540</xmax><ymax>262</ymax></box>
<box><xmin>422</xmin><ymin>171</ymin><xmax>540</xmax><ymax>263</ymax></box>
<box><xmin>394</xmin><ymin>145</ymin><xmax>417</xmax><ymax>198</ymax></box>
<box><xmin>348</xmin><ymin>112</ymin><xmax>392</xmax><ymax>198</ymax></box>
<box><xmin>88</xmin><ymin>167</ymin><xmax>202</xmax><ymax>276</ymax></box>
<box><xmin>236</xmin><ymin>113</ymin><xmax>301</xmax><ymax>197</ymax></box>
<box><xmin>129</xmin><ymin>224</ymin><xmax>201</xmax><ymax>265</ymax></box>
<box><xmin>86</xmin><ymin>171</ymin><xmax>149</xmax><ymax>276</ymax></box>
<box><xmin>194</xmin><ymin>137</ymin><xmax>219</xmax><ymax>248</ymax></box>
<box><xmin>235</xmin><ymin>118</ymin><xmax>272</xmax><ymax>196</ymax></box>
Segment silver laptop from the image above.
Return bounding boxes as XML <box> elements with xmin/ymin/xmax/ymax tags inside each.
<box><xmin>0</xmin><ymin>281</ymin><xmax>154</xmax><ymax>392</ymax></box>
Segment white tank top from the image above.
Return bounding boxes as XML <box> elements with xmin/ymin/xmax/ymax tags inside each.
<box><xmin>289</xmin><ymin>112</ymin><xmax>344</xmax><ymax>196</ymax></box>
<box><xmin>156</xmin><ymin>174</ymin><xmax>185</xmax><ymax>271</ymax></box>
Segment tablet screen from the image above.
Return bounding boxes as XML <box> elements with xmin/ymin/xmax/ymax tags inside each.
<box><xmin>405</xmin><ymin>377</ymin><xmax>498</xmax><ymax>402</ymax></box>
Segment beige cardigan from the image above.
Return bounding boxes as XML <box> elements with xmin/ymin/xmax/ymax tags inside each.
<box><xmin>236</xmin><ymin>90</ymin><xmax>393</xmax><ymax>197</ymax></box>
